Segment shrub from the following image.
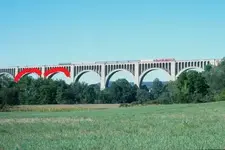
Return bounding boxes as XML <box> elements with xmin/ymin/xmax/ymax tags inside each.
<box><xmin>215</xmin><ymin>89</ymin><xmax>225</xmax><ymax>101</ymax></box>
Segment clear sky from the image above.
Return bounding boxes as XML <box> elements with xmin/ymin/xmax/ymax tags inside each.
<box><xmin>1</xmin><ymin>0</ymin><xmax>225</xmax><ymax>84</ymax></box>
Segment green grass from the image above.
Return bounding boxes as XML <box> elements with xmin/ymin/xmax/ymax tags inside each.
<box><xmin>1</xmin><ymin>102</ymin><xmax>225</xmax><ymax>150</ymax></box>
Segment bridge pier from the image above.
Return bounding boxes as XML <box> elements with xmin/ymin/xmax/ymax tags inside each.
<box><xmin>15</xmin><ymin>67</ymin><xmax>19</xmax><ymax>78</ymax></box>
<box><xmin>100</xmin><ymin>64</ymin><xmax>106</xmax><ymax>90</ymax></box>
<box><xmin>70</xmin><ymin>65</ymin><xmax>75</xmax><ymax>83</ymax></box>
<box><xmin>170</xmin><ymin>61</ymin><xmax>176</xmax><ymax>81</ymax></box>
<box><xmin>41</xmin><ymin>66</ymin><xmax>45</xmax><ymax>78</ymax></box>
<box><xmin>134</xmin><ymin>62</ymin><xmax>140</xmax><ymax>88</ymax></box>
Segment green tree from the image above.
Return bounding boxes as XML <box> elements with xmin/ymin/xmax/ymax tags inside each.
<box><xmin>16</xmin><ymin>76</ymin><xmax>37</xmax><ymax>104</ymax></box>
<box><xmin>99</xmin><ymin>88</ymin><xmax>113</xmax><ymax>104</ymax></box>
<box><xmin>150</xmin><ymin>78</ymin><xmax>164</xmax><ymax>100</ymax></box>
<box><xmin>204</xmin><ymin>64</ymin><xmax>212</xmax><ymax>72</ymax></box>
<box><xmin>203</xmin><ymin>57</ymin><xmax>225</xmax><ymax>94</ymax></box>
<box><xmin>55</xmin><ymin>86</ymin><xmax>65</xmax><ymax>104</ymax></box>
<box><xmin>140</xmin><ymin>84</ymin><xmax>149</xmax><ymax>91</ymax></box>
<box><xmin>176</xmin><ymin>70</ymin><xmax>210</xmax><ymax>103</ymax></box>
<box><xmin>0</xmin><ymin>76</ymin><xmax>19</xmax><ymax>109</ymax></box>
<box><xmin>136</xmin><ymin>89</ymin><xmax>150</xmax><ymax>103</ymax></box>
<box><xmin>83</xmin><ymin>85</ymin><xmax>96</xmax><ymax>103</ymax></box>
<box><xmin>109</xmin><ymin>79</ymin><xmax>135</xmax><ymax>103</ymax></box>
<box><xmin>70</xmin><ymin>82</ymin><xmax>88</xmax><ymax>104</ymax></box>
<box><xmin>157</xmin><ymin>81</ymin><xmax>183</xmax><ymax>104</ymax></box>
<box><xmin>215</xmin><ymin>88</ymin><xmax>225</xmax><ymax>101</ymax></box>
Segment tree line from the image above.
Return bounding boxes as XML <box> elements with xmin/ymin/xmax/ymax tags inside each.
<box><xmin>1</xmin><ymin>57</ymin><xmax>225</xmax><ymax>109</ymax></box>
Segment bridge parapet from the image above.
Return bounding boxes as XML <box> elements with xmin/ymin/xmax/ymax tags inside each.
<box><xmin>174</xmin><ymin>59</ymin><xmax>215</xmax><ymax>78</ymax></box>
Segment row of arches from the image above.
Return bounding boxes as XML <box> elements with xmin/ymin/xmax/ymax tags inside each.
<box><xmin>139</xmin><ymin>62</ymin><xmax>171</xmax><ymax>76</ymax></box>
<box><xmin>78</xmin><ymin>67</ymin><xmax>205</xmax><ymax>88</ymax></box>
<box><xmin>176</xmin><ymin>61</ymin><xmax>210</xmax><ymax>74</ymax></box>
<box><xmin>177</xmin><ymin>61</ymin><xmax>210</xmax><ymax>69</ymax></box>
<box><xmin>0</xmin><ymin>67</ymin><xmax>70</xmax><ymax>82</ymax></box>
<box><xmin>0</xmin><ymin>66</ymin><xmax>204</xmax><ymax>88</ymax></box>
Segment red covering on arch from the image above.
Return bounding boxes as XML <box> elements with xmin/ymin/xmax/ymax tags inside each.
<box><xmin>14</xmin><ymin>68</ymin><xmax>42</xmax><ymax>82</ymax></box>
<box><xmin>44</xmin><ymin>67</ymin><xmax>70</xmax><ymax>78</ymax></box>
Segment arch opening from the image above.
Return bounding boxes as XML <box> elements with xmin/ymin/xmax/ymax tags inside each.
<box><xmin>16</xmin><ymin>73</ymin><xmax>41</xmax><ymax>82</ymax></box>
<box><xmin>45</xmin><ymin>67</ymin><xmax>70</xmax><ymax>78</ymax></box>
<box><xmin>14</xmin><ymin>68</ymin><xmax>42</xmax><ymax>82</ymax></box>
<box><xmin>139</xmin><ymin>68</ymin><xmax>172</xmax><ymax>88</ymax></box>
<box><xmin>74</xmin><ymin>70</ymin><xmax>100</xmax><ymax>86</ymax></box>
<box><xmin>105</xmin><ymin>69</ymin><xmax>135</xmax><ymax>88</ymax></box>
<box><xmin>176</xmin><ymin>67</ymin><xmax>204</xmax><ymax>78</ymax></box>
<box><xmin>0</xmin><ymin>72</ymin><xmax>14</xmax><ymax>79</ymax></box>
<box><xmin>49</xmin><ymin>72</ymin><xmax>71</xmax><ymax>84</ymax></box>
<box><xmin>27</xmin><ymin>73</ymin><xmax>40</xmax><ymax>79</ymax></box>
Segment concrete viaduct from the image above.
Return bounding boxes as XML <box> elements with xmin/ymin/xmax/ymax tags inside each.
<box><xmin>0</xmin><ymin>58</ymin><xmax>221</xmax><ymax>90</ymax></box>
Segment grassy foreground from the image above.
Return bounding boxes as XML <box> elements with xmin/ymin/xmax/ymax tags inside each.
<box><xmin>1</xmin><ymin>102</ymin><xmax>225</xmax><ymax>150</ymax></box>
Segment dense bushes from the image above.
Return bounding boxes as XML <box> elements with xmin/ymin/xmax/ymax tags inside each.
<box><xmin>1</xmin><ymin>57</ymin><xmax>225</xmax><ymax>109</ymax></box>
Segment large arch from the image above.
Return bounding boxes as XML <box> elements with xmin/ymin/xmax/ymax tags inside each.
<box><xmin>105</xmin><ymin>69</ymin><xmax>135</xmax><ymax>88</ymax></box>
<box><xmin>74</xmin><ymin>70</ymin><xmax>100</xmax><ymax>83</ymax></box>
<box><xmin>138</xmin><ymin>68</ymin><xmax>172</xmax><ymax>87</ymax></box>
<box><xmin>14</xmin><ymin>68</ymin><xmax>42</xmax><ymax>82</ymax></box>
<box><xmin>45</xmin><ymin>67</ymin><xmax>70</xmax><ymax>79</ymax></box>
<box><xmin>18</xmin><ymin>73</ymin><xmax>41</xmax><ymax>81</ymax></box>
<box><xmin>46</xmin><ymin>72</ymin><xmax>70</xmax><ymax>79</ymax></box>
<box><xmin>0</xmin><ymin>72</ymin><xmax>14</xmax><ymax>78</ymax></box>
<box><xmin>176</xmin><ymin>67</ymin><xmax>204</xmax><ymax>78</ymax></box>
<box><xmin>46</xmin><ymin>72</ymin><xmax>71</xmax><ymax>84</ymax></box>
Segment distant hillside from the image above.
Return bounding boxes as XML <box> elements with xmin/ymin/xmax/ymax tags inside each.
<box><xmin>140</xmin><ymin>81</ymin><xmax>168</xmax><ymax>88</ymax></box>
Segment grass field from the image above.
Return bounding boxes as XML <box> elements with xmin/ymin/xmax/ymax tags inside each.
<box><xmin>1</xmin><ymin>102</ymin><xmax>225</xmax><ymax>150</ymax></box>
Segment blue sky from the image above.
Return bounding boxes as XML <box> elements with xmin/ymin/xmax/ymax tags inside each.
<box><xmin>1</xmin><ymin>0</ymin><xmax>225</xmax><ymax>84</ymax></box>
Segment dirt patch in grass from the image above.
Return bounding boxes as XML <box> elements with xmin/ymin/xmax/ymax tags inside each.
<box><xmin>17</xmin><ymin>104</ymin><xmax>120</xmax><ymax>109</ymax></box>
<box><xmin>4</xmin><ymin>104</ymin><xmax>120</xmax><ymax>112</ymax></box>
<box><xmin>0</xmin><ymin>117</ymin><xmax>93</xmax><ymax>124</ymax></box>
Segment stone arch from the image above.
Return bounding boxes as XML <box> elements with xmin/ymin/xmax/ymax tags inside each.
<box><xmin>138</xmin><ymin>68</ymin><xmax>172</xmax><ymax>87</ymax></box>
<box><xmin>0</xmin><ymin>72</ymin><xmax>14</xmax><ymax>78</ymax></box>
<box><xmin>74</xmin><ymin>70</ymin><xmax>100</xmax><ymax>83</ymax></box>
<box><xmin>176</xmin><ymin>67</ymin><xmax>204</xmax><ymax>78</ymax></box>
<box><xmin>19</xmin><ymin>72</ymin><xmax>40</xmax><ymax>79</ymax></box>
<box><xmin>46</xmin><ymin>72</ymin><xmax>68</xmax><ymax>79</ymax></box>
<box><xmin>105</xmin><ymin>69</ymin><xmax>135</xmax><ymax>88</ymax></box>
<box><xmin>14</xmin><ymin>68</ymin><xmax>42</xmax><ymax>82</ymax></box>
<box><xmin>45</xmin><ymin>67</ymin><xmax>70</xmax><ymax>79</ymax></box>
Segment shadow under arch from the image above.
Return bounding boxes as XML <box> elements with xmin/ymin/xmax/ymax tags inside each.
<box><xmin>176</xmin><ymin>67</ymin><xmax>204</xmax><ymax>78</ymax></box>
<box><xmin>105</xmin><ymin>69</ymin><xmax>135</xmax><ymax>88</ymax></box>
<box><xmin>138</xmin><ymin>68</ymin><xmax>172</xmax><ymax>87</ymax></box>
<box><xmin>74</xmin><ymin>70</ymin><xmax>100</xmax><ymax>83</ymax></box>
